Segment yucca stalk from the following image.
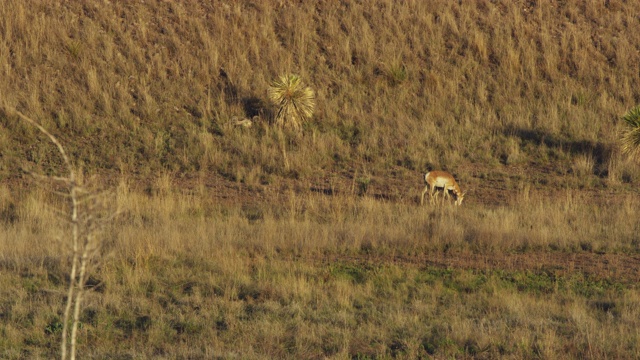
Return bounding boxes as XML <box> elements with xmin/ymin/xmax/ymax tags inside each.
<box><xmin>268</xmin><ymin>74</ymin><xmax>315</xmax><ymax>132</ymax></box>
<box><xmin>621</xmin><ymin>105</ymin><xmax>640</xmax><ymax>157</ymax></box>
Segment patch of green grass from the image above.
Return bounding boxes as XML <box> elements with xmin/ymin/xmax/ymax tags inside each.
<box><xmin>497</xmin><ymin>270</ymin><xmax>558</xmax><ymax>295</ymax></box>
<box><xmin>329</xmin><ymin>263</ymin><xmax>371</xmax><ymax>284</ymax></box>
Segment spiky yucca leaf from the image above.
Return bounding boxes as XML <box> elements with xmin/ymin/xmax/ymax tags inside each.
<box><xmin>268</xmin><ymin>74</ymin><xmax>315</xmax><ymax>132</ymax></box>
<box><xmin>621</xmin><ymin>105</ymin><xmax>640</xmax><ymax>157</ymax></box>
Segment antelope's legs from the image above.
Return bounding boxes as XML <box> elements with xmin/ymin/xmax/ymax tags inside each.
<box><xmin>420</xmin><ymin>186</ymin><xmax>429</xmax><ymax>206</ymax></box>
<box><xmin>421</xmin><ymin>183</ymin><xmax>456</xmax><ymax>207</ymax></box>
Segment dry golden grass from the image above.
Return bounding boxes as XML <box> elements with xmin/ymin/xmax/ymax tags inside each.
<box><xmin>0</xmin><ymin>0</ymin><xmax>638</xmax><ymax>183</ymax></box>
<box><xmin>2</xmin><ymin>0</ymin><xmax>640</xmax><ymax>358</ymax></box>
<box><xmin>1</xmin><ymin>184</ymin><xmax>640</xmax><ymax>358</ymax></box>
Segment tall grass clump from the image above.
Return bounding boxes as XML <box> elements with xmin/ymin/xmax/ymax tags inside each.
<box><xmin>268</xmin><ymin>74</ymin><xmax>315</xmax><ymax>132</ymax></box>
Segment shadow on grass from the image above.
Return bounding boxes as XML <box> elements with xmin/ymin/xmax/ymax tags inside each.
<box><xmin>504</xmin><ymin>126</ymin><xmax>614</xmax><ymax>176</ymax></box>
<box><xmin>219</xmin><ymin>67</ymin><xmax>273</xmax><ymax>122</ymax></box>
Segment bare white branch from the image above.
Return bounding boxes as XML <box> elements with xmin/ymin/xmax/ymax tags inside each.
<box><xmin>6</xmin><ymin>107</ymin><xmax>116</xmax><ymax>360</ymax></box>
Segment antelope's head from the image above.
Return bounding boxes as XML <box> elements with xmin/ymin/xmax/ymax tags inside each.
<box><xmin>454</xmin><ymin>191</ymin><xmax>466</xmax><ymax>206</ymax></box>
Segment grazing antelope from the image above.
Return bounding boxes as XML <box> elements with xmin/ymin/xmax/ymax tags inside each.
<box><xmin>420</xmin><ymin>171</ymin><xmax>466</xmax><ymax>206</ymax></box>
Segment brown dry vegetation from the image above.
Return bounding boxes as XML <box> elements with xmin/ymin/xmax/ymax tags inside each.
<box><xmin>1</xmin><ymin>0</ymin><xmax>640</xmax><ymax>358</ymax></box>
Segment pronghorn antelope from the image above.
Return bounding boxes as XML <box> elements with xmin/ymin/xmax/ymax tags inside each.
<box><xmin>420</xmin><ymin>171</ymin><xmax>466</xmax><ymax>206</ymax></box>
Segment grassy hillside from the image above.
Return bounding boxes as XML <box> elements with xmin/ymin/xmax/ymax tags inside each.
<box><xmin>2</xmin><ymin>1</ymin><xmax>640</xmax><ymax>359</ymax></box>
<box><xmin>1</xmin><ymin>0</ymin><xmax>639</xmax><ymax>196</ymax></box>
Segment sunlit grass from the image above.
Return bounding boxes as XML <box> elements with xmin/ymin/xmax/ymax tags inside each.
<box><xmin>1</xmin><ymin>187</ymin><xmax>640</xmax><ymax>358</ymax></box>
<box><xmin>2</xmin><ymin>0</ymin><xmax>640</xmax><ymax>358</ymax></box>
<box><xmin>1</xmin><ymin>1</ymin><xmax>637</xmax><ymax>182</ymax></box>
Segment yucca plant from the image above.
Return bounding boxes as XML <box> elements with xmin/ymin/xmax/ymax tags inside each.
<box><xmin>268</xmin><ymin>74</ymin><xmax>315</xmax><ymax>132</ymax></box>
<box><xmin>621</xmin><ymin>105</ymin><xmax>640</xmax><ymax>158</ymax></box>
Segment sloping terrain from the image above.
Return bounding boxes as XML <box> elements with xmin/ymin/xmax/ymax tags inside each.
<box><xmin>1</xmin><ymin>0</ymin><xmax>639</xmax><ymax>194</ymax></box>
<box><xmin>1</xmin><ymin>2</ymin><xmax>640</xmax><ymax>358</ymax></box>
